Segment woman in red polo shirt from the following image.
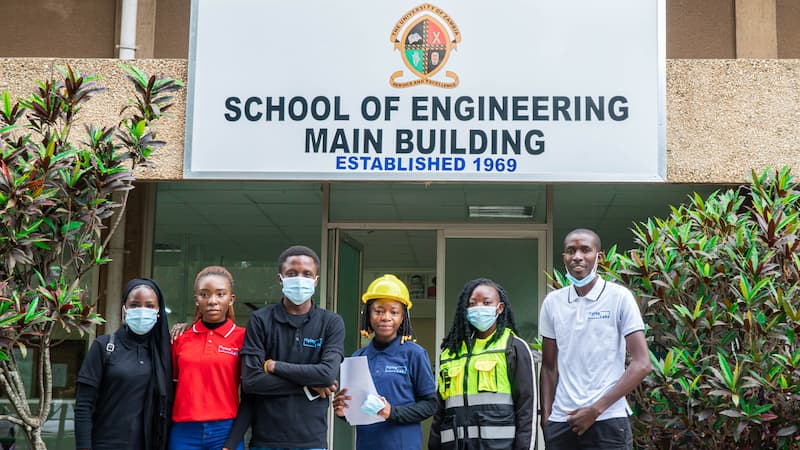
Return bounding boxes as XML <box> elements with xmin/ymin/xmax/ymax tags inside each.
<box><xmin>169</xmin><ymin>266</ymin><xmax>246</xmax><ymax>450</ymax></box>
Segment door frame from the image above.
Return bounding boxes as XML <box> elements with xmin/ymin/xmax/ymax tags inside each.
<box><xmin>325</xmin><ymin>222</ymin><xmax>550</xmax><ymax>362</ymax></box>
<box><xmin>437</xmin><ymin>228</ymin><xmax>548</xmax><ymax>370</ymax></box>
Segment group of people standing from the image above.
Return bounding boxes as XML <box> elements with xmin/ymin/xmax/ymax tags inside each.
<box><xmin>75</xmin><ymin>228</ymin><xmax>651</xmax><ymax>450</ymax></box>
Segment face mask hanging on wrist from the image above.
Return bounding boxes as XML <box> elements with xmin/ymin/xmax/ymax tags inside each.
<box><xmin>565</xmin><ymin>258</ymin><xmax>599</xmax><ymax>287</ymax></box>
<box><xmin>124</xmin><ymin>307</ymin><xmax>158</xmax><ymax>335</ymax></box>
<box><xmin>281</xmin><ymin>276</ymin><xmax>316</xmax><ymax>305</ymax></box>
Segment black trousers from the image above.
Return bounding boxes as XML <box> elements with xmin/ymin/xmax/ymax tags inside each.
<box><xmin>543</xmin><ymin>417</ymin><xmax>633</xmax><ymax>450</ymax></box>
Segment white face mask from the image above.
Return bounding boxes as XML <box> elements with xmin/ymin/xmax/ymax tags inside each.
<box><xmin>124</xmin><ymin>307</ymin><xmax>158</xmax><ymax>335</ymax></box>
<box><xmin>466</xmin><ymin>305</ymin><xmax>499</xmax><ymax>332</ymax></box>
<box><xmin>281</xmin><ymin>276</ymin><xmax>316</xmax><ymax>305</ymax></box>
<box><xmin>565</xmin><ymin>258</ymin><xmax>598</xmax><ymax>287</ymax></box>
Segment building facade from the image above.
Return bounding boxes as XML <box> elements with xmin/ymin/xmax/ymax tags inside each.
<box><xmin>2</xmin><ymin>0</ymin><xmax>800</xmax><ymax>448</ymax></box>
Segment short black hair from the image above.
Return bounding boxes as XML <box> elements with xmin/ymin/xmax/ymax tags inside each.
<box><xmin>564</xmin><ymin>228</ymin><xmax>602</xmax><ymax>251</ymax></box>
<box><xmin>278</xmin><ymin>245</ymin><xmax>321</xmax><ymax>273</ymax></box>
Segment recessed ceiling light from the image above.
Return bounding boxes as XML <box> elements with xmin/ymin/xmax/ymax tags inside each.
<box><xmin>468</xmin><ymin>205</ymin><xmax>534</xmax><ymax>219</ymax></box>
<box><xmin>154</xmin><ymin>243</ymin><xmax>182</xmax><ymax>253</ymax></box>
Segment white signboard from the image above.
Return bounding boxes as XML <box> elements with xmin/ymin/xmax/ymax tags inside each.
<box><xmin>185</xmin><ymin>0</ymin><xmax>665</xmax><ymax>181</ymax></box>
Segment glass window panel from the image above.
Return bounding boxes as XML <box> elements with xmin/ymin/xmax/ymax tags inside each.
<box><xmin>152</xmin><ymin>182</ymin><xmax>323</xmax><ymax>327</ymax></box>
<box><xmin>445</xmin><ymin>237</ymin><xmax>540</xmax><ymax>343</ymax></box>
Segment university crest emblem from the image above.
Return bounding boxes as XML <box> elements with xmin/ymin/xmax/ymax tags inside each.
<box><xmin>389</xmin><ymin>4</ymin><xmax>461</xmax><ymax>88</ymax></box>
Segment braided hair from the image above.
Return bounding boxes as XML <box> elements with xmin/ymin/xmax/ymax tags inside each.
<box><xmin>193</xmin><ymin>266</ymin><xmax>236</xmax><ymax>322</ymax></box>
<box><xmin>440</xmin><ymin>278</ymin><xmax>518</xmax><ymax>355</ymax></box>
<box><xmin>359</xmin><ymin>299</ymin><xmax>417</xmax><ymax>344</ymax></box>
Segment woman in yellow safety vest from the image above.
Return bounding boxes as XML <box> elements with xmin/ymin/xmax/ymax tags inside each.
<box><xmin>428</xmin><ymin>278</ymin><xmax>538</xmax><ymax>450</ymax></box>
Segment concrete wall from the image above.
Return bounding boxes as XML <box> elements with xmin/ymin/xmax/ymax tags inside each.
<box><xmin>777</xmin><ymin>0</ymin><xmax>800</xmax><ymax>57</ymax></box>
<box><xmin>2</xmin><ymin>58</ymin><xmax>800</xmax><ymax>183</ymax></box>
<box><xmin>667</xmin><ymin>0</ymin><xmax>736</xmax><ymax>58</ymax></box>
<box><xmin>0</xmin><ymin>59</ymin><xmax>187</xmax><ymax>180</ymax></box>
<box><xmin>4</xmin><ymin>0</ymin><xmax>800</xmax><ymax>59</ymax></box>
<box><xmin>667</xmin><ymin>59</ymin><xmax>800</xmax><ymax>182</ymax></box>
<box><xmin>154</xmin><ymin>0</ymin><xmax>191</xmax><ymax>58</ymax></box>
<box><xmin>1</xmin><ymin>0</ymin><xmax>118</xmax><ymax>57</ymax></box>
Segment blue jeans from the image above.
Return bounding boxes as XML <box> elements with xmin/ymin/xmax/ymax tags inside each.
<box><xmin>169</xmin><ymin>419</ymin><xmax>244</xmax><ymax>450</ymax></box>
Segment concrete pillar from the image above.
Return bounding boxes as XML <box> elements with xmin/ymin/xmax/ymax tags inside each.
<box><xmin>735</xmin><ymin>0</ymin><xmax>778</xmax><ymax>58</ymax></box>
<box><xmin>137</xmin><ymin>0</ymin><xmax>158</xmax><ymax>58</ymax></box>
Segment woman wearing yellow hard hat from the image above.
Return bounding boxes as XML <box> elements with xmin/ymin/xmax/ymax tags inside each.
<box><xmin>332</xmin><ymin>274</ymin><xmax>437</xmax><ymax>450</ymax></box>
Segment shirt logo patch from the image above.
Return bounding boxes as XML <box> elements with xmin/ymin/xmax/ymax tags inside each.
<box><xmin>588</xmin><ymin>311</ymin><xmax>611</xmax><ymax>320</ymax></box>
<box><xmin>218</xmin><ymin>345</ymin><xmax>239</xmax><ymax>356</ymax></box>
<box><xmin>303</xmin><ymin>337</ymin><xmax>323</xmax><ymax>348</ymax></box>
<box><xmin>385</xmin><ymin>365</ymin><xmax>408</xmax><ymax>374</ymax></box>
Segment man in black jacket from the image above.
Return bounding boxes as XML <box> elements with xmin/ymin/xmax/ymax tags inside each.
<box><xmin>239</xmin><ymin>245</ymin><xmax>345</xmax><ymax>450</ymax></box>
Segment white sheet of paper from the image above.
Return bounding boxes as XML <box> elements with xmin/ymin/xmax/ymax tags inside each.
<box><xmin>340</xmin><ymin>356</ymin><xmax>386</xmax><ymax>426</ymax></box>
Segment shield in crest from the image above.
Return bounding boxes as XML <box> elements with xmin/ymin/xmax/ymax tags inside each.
<box><xmin>400</xmin><ymin>15</ymin><xmax>452</xmax><ymax>79</ymax></box>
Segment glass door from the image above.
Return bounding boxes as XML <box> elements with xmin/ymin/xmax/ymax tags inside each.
<box><xmin>439</xmin><ymin>231</ymin><xmax>547</xmax><ymax>349</ymax></box>
<box><xmin>328</xmin><ymin>227</ymin><xmax>547</xmax><ymax>449</ymax></box>
<box><xmin>329</xmin><ymin>230</ymin><xmax>363</xmax><ymax>450</ymax></box>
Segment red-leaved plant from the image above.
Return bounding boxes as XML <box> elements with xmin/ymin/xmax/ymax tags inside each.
<box><xmin>0</xmin><ymin>65</ymin><xmax>182</xmax><ymax>449</ymax></box>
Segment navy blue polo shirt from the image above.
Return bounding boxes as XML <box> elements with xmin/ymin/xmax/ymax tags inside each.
<box><xmin>353</xmin><ymin>336</ymin><xmax>436</xmax><ymax>450</ymax></box>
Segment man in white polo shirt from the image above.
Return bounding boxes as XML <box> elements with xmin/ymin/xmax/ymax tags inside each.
<box><xmin>539</xmin><ymin>228</ymin><xmax>651</xmax><ymax>449</ymax></box>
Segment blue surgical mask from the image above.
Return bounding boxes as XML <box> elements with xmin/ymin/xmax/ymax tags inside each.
<box><xmin>281</xmin><ymin>276</ymin><xmax>316</xmax><ymax>305</ymax></box>
<box><xmin>124</xmin><ymin>307</ymin><xmax>158</xmax><ymax>335</ymax></box>
<box><xmin>565</xmin><ymin>258</ymin><xmax>599</xmax><ymax>287</ymax></box>
<box><xmin>466</xmin><ymin>305</ymin><xmax>499</xmax><ymax>332</ymax></box>
<box><xmin>361</xmin><ymin>393</ymin><xmax>385</xmax><ymax>416</ymax></box>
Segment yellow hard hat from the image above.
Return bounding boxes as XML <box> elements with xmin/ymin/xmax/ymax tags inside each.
<box><xmin>362</xmin><ymin>274</ymin><xmax>412</xmax><ymax>309</ymax></box>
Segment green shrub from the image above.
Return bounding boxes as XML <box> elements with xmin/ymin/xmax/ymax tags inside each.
<box><xmin>594</xmin><ymin>168</ymin><xmax>800</xmax><ymax>449</ymax></box>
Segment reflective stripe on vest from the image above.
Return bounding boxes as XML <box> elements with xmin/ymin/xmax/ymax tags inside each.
<box><xmin>440</xmin><ymin>425</ymin><xmax>517</xmax><ymax>443</ymax></box>
<box><xmin>444</xmin><ymin>392</ymin><xmax>513</xmax><ymax>408</ymax></box>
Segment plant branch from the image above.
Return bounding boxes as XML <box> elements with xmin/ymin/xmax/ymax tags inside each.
<box><xmin>86</xmin><ymin>190</ymin><xmax>130</xmax><ymax>281</ymax></box>
<box><xmin>0</xmin><ymin>361</ymin><xmax>32</xmax><ymax>419</ymax></box>
<box><xmin>37</xmin><ymin>343</ymin><xmax>52</xmax><ymax>424</ymax></box>
<box><xmin>0</xmin><ymin>414</ymin><xmax>26</xmax><ymax>427</ymax></box>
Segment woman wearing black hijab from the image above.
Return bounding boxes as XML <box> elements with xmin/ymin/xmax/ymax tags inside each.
<box><xmin>75</xmin><ymin>278</ymin><xmax>173</xmax><ymax>450</ymax></box>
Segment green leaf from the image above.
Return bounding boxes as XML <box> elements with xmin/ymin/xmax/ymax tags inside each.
<box><xmin>32</xmin><ymin>241</ymin><xmax>51</xmax><ymax>250</ymax></box>
<box><xmin>118</xmin><ymin>63</ymin><xmax>147</xmax><ymax>86</ymax></box>
<box><xmin>663</xmin><ymin>349</ymin><xmax>674</xmax><ymax>376</ymax></box>
<box><xmin>0</xmin><ymin>313</ymin><xmax>24</xmax><ymax>327</ymax></box>
<box><xmin>718</xmin><ymin>353</ymin><xmax>734</xmax><ymax>386</ymax></box>
<box><xmin>2</xmin><ymin>91</ymin><xmax>10</xmax><ymax>117</ymax></box>
<box><xmin>24</xmin><ymin>296</ymin><xmax>39</xmax><ymax>323</ymax></box>
<box><xmin>60</xmin><ymin>221</ymin><xmax>83</xmax><ymax>234</ymax></box>
<box><xmin>134</xmin><ymin>119</ymin><xmax>146</xmax><ymax>138</ymax></box>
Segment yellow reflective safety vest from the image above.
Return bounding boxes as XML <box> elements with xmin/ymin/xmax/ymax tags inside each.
<box><xmin>437</xmin><ymin>328</ymin><xmax>516</xmax><ymax>450</ymax></box>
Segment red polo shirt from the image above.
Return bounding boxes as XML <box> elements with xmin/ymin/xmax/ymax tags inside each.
<box><xmin>172</xmin><ymin>319</ymin><xmax>245</xmax><ymax>422</ymax></box>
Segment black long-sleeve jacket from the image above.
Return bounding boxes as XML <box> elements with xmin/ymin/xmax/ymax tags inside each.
<box><xmin>233</xmin><ymin>301</ymin><xmax>344</xmax><ymax>449</ymax></box>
